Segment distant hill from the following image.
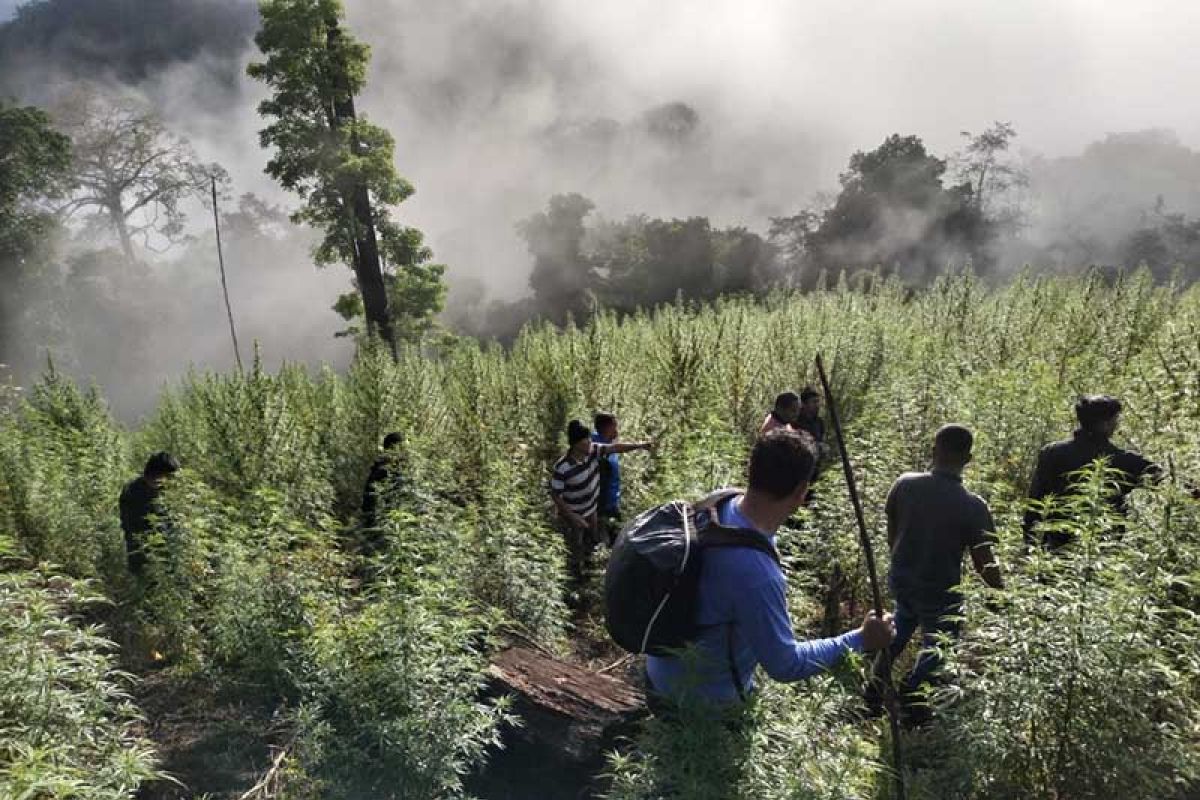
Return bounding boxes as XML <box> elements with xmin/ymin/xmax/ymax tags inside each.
<box><xmin>0</xmin><ymin>0</ymin><xmax>257</xmax><ymax>92</ymax></box>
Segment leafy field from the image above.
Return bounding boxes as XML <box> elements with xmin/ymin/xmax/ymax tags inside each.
<box><xmin>2</xmin><ymin>270</ymin><xmax>1199</xmax><ymax>799</ymax></box>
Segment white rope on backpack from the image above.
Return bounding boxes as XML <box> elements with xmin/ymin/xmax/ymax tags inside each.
<box><xmin>639</xmin><ymin>501</ymin><xmax>691</xmax><ymax>654</ymax></box>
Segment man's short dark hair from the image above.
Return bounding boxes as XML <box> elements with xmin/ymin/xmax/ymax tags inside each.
<box><xmin>748</xmin><ymin>429</ymin><xmax>816</xmax><ymax>499</ymax></box>
<box><xmin>594</xmin><ymin>412</ymin><xmax>617</xmax><ymax>431</ymax></box>
<box><xmin>773</xmin><ymin>391</ymin><xmax>800</xmax><ymax>412</ymax></box>
<box><xmin>1075</xmin><ymin>395</ymin><xmax>1122</xmax><ymax>431</ymax></box>
<box><xmin>934</xmin><ymin>424</ymin><xmax>974</xmax><ymax>458</ymax></box>
<box><xmin>382</xmin><ymin>431</ymin><xmax>404</xmax><ymax>450</ymax></box>
<box><xmin>567</xmin><ymin>419</ymin><xmax>591</xmax><ymax>445</ymax></box>
<box><xmin>144</xmin><ymin>451</ymin><xmax>180</xmax><ymax>478</ymax></box>
<box><xmin>800</xmin><ymin>386</ymin><xmax>820</xmax><ymax>403</ymax></box>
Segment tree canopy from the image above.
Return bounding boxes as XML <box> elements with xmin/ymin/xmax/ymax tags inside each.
<box><xmin>248</xmin><ymin>0</ymin><xmax>445</xmax><ymax>347</ymax></box>
<box><xmin>0</xmin><ymin>100</ymin><xmax>72</xmax><ymax>370</ymax></box>
<box><xmin>0</xmin><ymin>100</ymin><xmax>72</xmax><ymax>265</ymax></box>
<box><xmin>54</xmin><ymin>89</ymin><xmax>226</xmax><ymax>264</ymax></box>
<box><xmin>805</xmin><ymin>133</ymin><xmax>991</xmax><ymax>282</ymax></box>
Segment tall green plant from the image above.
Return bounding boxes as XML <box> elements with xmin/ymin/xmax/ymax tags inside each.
<box><xmin>248</xmin><ymin>0</ymin><xmax>445</xmax><ymax>348</ymax></box>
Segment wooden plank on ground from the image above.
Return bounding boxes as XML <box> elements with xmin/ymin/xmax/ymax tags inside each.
<box><xmin>486</xmin><ymin>645</ymin><xmax>645</xmax><ymax>764</ymax></box>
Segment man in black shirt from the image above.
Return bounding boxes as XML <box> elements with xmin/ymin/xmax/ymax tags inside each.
<box><xmin>361</xmin><ymin>432</ymin><xmax>404</xmax><ymax>553</ymax></box>
<box><xmin>119</xmin><ymin>452</ymin><xmax>179</xmax><ymax>576</ymax></box>
<box><xmin>795</xmin><ymin>385</ymin><xmax>827</xmax><ymax>483</ymax></box>
<box><xmin>1023</xmin><ymin>395</ymin><xmax>1160</xmax><ymax>549</ymax></box>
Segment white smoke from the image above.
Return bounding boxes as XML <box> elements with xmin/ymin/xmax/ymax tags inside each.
<box><xmin>4</xmin><ymin>0</ymin><xmax>1200</xmax><ymax>416</ymax></box>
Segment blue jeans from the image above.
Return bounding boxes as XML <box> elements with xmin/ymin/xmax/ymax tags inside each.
<box><xmin>889</xmin><ymin>595</ymin><xmax>961</xmax><ymax>696</ymax></box>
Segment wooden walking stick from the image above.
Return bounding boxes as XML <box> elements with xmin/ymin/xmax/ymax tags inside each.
<box><xmin>815</xmin><ymin>353</ymin><xmax>906</xmax><ymax>800</ymax></box>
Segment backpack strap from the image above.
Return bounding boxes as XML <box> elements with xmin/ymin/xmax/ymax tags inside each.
<box><xmin>690</xmin><ymin>494</ymin><xmax>782</xmax><ymax>701</ymax></box>
<box><xmin>695</xmin><ymin>526</ymin><xmax>781</xmax><ymax>566</ymax></box>
<box><xmin>693</xmin><ymin>487</ymin><xmax>745</xmax><ymax>512</ymax></box>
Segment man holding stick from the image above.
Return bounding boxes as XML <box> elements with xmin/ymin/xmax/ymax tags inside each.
<box><xmin>645</xmin><ymin>430</ymin><xmax>895</xmax><ymax>706</ymax></box>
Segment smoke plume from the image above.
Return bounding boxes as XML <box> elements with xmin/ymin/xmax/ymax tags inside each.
<box><xmin>3</xmin><ymin>0</ymin><xmax>1200</xmax><ymax>416</ymax></box>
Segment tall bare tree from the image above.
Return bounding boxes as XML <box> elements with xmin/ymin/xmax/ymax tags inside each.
<box><xmin>55</xmin><ymin>89</ymin><xmax>227</xmax><ymax>264</ymax></box>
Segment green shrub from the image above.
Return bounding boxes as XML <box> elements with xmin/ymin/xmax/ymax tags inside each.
<box><xmin>0</xmin><ymin>537</ymin><xmax>161</xmax><ymax>797</ymax></box>
<box><xmin>3</xmin><ymin>272</ymin><xmax>1200</xmax><ymax>798</ymax></box>
<box><xmin>910</xmin><ymin>467</ymin><xmax>1200</xmax><ymax>800</ymax></box>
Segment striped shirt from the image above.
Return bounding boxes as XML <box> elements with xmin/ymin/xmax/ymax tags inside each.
<box><xmin>550</xmin><ymin>442</ymin><xmax>616</xmax><ymax>517</ymax></box>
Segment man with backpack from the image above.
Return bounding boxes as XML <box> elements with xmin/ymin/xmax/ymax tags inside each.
<box><xmin>872</xmin><ymin>424</ymin><xmax>1003</xmax><ymax>723</ymax></box>
<box><xmin>552</xmin><ymin>419</ymin><xmax>653</xmax><ymax>586</ymax></box>
<box><xmin>612</xmin><ymin>429</ymin><xmax>894</xmax><ymax>707</ymax></box>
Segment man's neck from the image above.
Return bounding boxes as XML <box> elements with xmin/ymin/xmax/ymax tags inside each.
<box><xmin>736</xmin><ymin>491</ymin><xmax>791</xmax><ymax>535</ymax></box>
<box><xmin>930</xmin><ymin>461</ymin><xmax>965</xmax><ymax>479</ymax></box>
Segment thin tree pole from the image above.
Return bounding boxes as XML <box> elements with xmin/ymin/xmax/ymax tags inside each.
<box><xmin>211</xmin><ymin>176</ymin><xmax>243</xmax><ymax>373</ymax></box>
<box><xmin>815</xmin><ymin>353</ymin><xmax>906</xmax><ymax>800</ymax></box>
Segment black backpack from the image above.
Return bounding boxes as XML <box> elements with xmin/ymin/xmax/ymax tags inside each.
<box><xmin>604</xmin><ymin>489</ymin><xmax>780</xmax><ymax>658</ymax></box>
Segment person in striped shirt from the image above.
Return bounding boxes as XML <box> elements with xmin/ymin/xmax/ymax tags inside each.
<box><xmin>551</xmin><ymin>419</ymin><xmax>653</xmax><ymax>584</ymax></box>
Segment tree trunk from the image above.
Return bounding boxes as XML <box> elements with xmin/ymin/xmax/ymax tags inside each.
<box><xmin>325</xmin><ymin>16</ymin><xmax>396</xmax><ymax>357</ymax></box>
<box><xmin>110</xmin><ymin>202</ymin><xmax>136</xmax><ymax>265</ymax></box>
<box><xmin>486</xmin><ymin>645</ymin><xmax>645</xmax><ymax>765</ymax></box>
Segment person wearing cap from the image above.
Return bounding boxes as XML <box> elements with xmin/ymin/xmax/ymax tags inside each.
<box><xmin>119</xmin><ymin>452</ymin><xmax>180</xmax><ymax>576</ymax></box>
<box><xmin>551</xmin><ymin>419</ymin><xmax>652</xmax><ymax>586</ymax></box>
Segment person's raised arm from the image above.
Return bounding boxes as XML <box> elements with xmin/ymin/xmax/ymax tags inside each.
<box><xmin>600</xmin><ymin>440</ymin><xmax>653</xmax><ymax>455</ymax></box>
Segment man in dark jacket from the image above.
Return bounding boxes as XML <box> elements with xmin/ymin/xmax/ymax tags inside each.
<box><xmin>361</xmin><ymin>432</ymin><xmax>404</xmax><ymax>552</ymax></box>
<box><xmin>1023</xmin><ymin>395</ymin><xmax>1161</xmax><ymax>549</ymax></box>
<box><xmin>119</xmin><ymin>452</ymin><xmax>179</xmax><ymax>576</ymax></box>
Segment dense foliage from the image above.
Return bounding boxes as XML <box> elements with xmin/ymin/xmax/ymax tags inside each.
<box><xmin>2</xmin><ymin>271</ymin><xmax>1199</xmax><ymax>798</ymax></box>
<box><xmin>248</xmin><ymin>0</ymin><xmax>447</xmax><ymax>347</ymax></box>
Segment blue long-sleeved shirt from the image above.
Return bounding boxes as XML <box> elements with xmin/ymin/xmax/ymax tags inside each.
<box><xmin>646</xmin><ymin>495</ymin><xmax>864</xmax><ymax>704</ymax></box>
<box><xmin>592</xmin><ymin>431</ymin><xmax>621</xmax><ymax>512</ymax></box>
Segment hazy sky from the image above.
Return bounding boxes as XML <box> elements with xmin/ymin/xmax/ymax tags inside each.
<box><xmin>9</xmin><ymin>0</ymin><xmax>1200</xmax><ymax>289</ymax></box>
<box><xmin>327</xmin><ymin>0</ymin><xmax>1200</xmax><ymax>290</ymax></box>
<box><xmin>4</xmin><ymin>0</ymin><xmax>1200</xmax><ymax>413</ymax></box>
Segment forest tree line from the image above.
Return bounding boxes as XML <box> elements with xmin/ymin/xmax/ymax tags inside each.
<box><xmin>4</xmin><ymin>0</ymin><xmax>1200</xmax><ymax>413</ymax></box>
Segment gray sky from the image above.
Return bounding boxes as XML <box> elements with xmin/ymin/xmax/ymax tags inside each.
<box><xmin>335</xmin><ymin>0</ymin><xmax>1200</xmax><ymax>289</ymax></box>
<box><xmin>9</xmin><ymin>0</ymin><xmax>1200</xmax><ymax>291</ymax></box>
<box><xmin>5</xmin><ymin>0</ymin><xmax>1200</xmax><ymax>412</ymax></box>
